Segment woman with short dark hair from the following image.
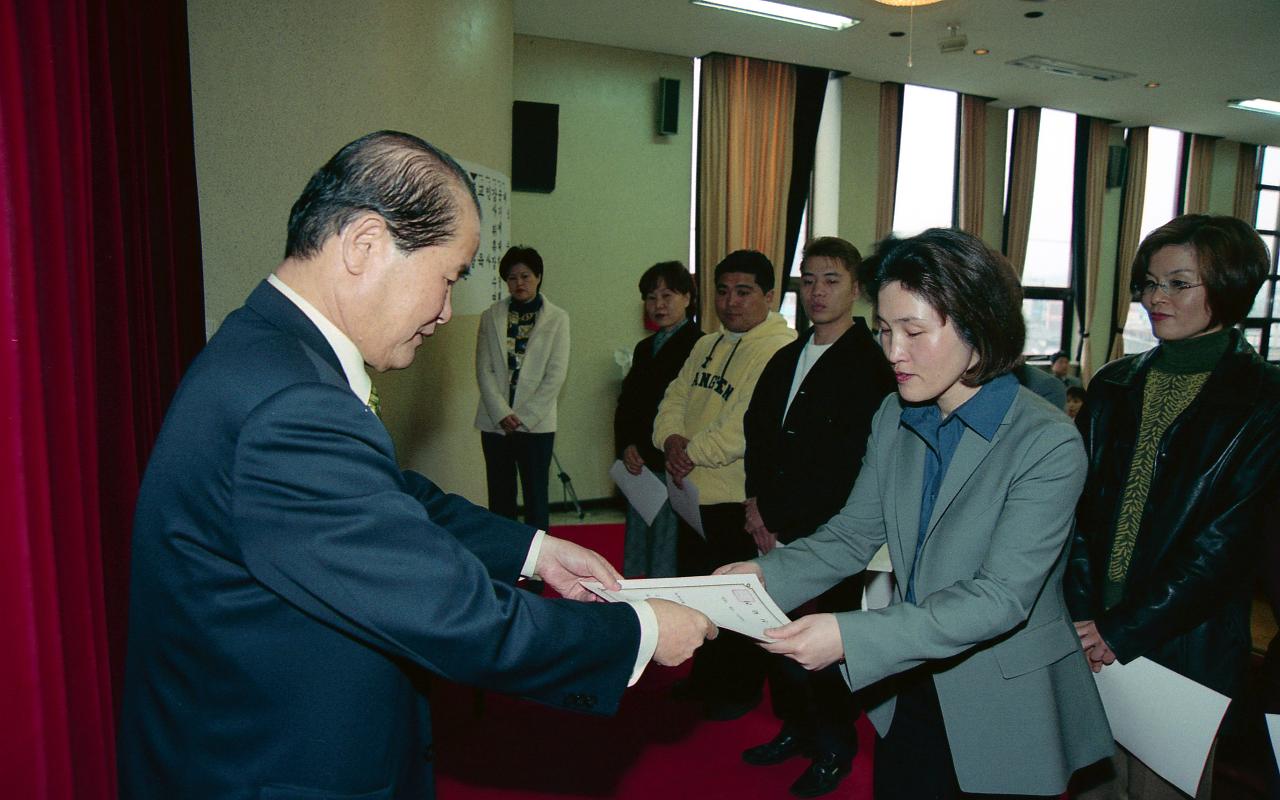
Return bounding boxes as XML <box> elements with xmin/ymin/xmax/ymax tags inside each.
<box><xmin>1067</xmin><ymin>214</ymin><xmax>1280</xmax><ymax>800</ymax></box>
<box><xmin>720</xmin><ymin>228</ymin><xmax>1112</xmax><ymax>798</ymax></box>
<box><xmin>475</xmin><ymin>245</ymin><xmax>569</xmax><ymax>530</ymax></box>
<box><xmin>614</xmin><ymin>261</ymin><xmax>699</xmax><ymax>578</ymax></box>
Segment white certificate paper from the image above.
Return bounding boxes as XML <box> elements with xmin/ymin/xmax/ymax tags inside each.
<box><xmin>1267</xmin><ymin>714</ymin><xmax>1280</xmax><ymax>773</ymax></box>
<box><xmin>1092</xmin><ymin>656</ymin><xmax>1230</xmax><ymax>795</ymax></box>
<box><xmin>582</xmin><ymin>574</ymin><xmax>789</xmax><ymax>641</ymax></box>
<box><xmin>608</xmin><ymin>460</ymin><xmax>667</xmax><ymax>525</ymax></box>
<box><xmin>664</xmin><ymin>473</ymin><xmax>703</xmax><ymax>537</ymax></box>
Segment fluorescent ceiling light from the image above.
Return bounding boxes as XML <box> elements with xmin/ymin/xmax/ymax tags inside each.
<box><xmin>690</xmin><ymin>0</ymin><xmax>858</xmax><ymax>30</ymax></box>
<box><xmin>1228</xmin><ymin>98</ymin><xmax>1280</xmax><ymax>118</ymax></box>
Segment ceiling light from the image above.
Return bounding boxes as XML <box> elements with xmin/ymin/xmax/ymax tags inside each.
<box><xmin>1229</xmin><ymin>98</ymin><xmax>1280</xmax><ymax>117</ymax></box>
<box><xmin>1144</xmin><ymin>82</ymin><xmax>1160</xmax><ymax>89</ymax></box>
<box><xmin>974</xmin><ymin>48</ymin><xmax>990</xmax><ymax>56</ymax></box>
<box><xmin>690</xmin><ymin>0</ymin><xmax>858</xmax><ymax>30</ymax></box>
<box><xmin>874</xmin><ymin>0</ymin><xmax>945</xmax><ymax>6</ymax></box>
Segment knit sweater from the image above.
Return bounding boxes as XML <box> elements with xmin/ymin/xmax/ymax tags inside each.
<box><xmin>652</xmin><ymin>312</ymin><xmax>795</xmax><ymax>504</ymax></box>
<box><xmin>1103</xmin><ymin>329</ymin><xmax>1230</xmax><ymax>608</ymax></box>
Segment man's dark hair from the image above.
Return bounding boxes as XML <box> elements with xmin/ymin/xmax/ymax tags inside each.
<box><xmin>862</xmin><ymin>228</ymin><xmax>1025</xmax><ymax>386</ymax></box>
<box><xmin>284</xmin><ymin>130</ymin><xmax>480</xmax><ymax>260</ymax></box>
<box><xmin>499</xmin><ymin>246</ymin><xmax>544</xmax><ymax>282</ymax></box>
<box><xmin>638</xmin><ymin>261</ymin><xmax>696</xmax><ymax>318</ymax></box>
<box><xmin>802</xmin><ymin>237</ymin><xmax>863</xmax><ymax>277</ymax></box>
<box><xmin>1051</xmin><ymin>351</ymin><xmax>1070</xmax><ymax>363</ymax></box>
<box><xmin>714</xmin><ymin>250</ymin><xmax>775</xmax><ymax>293</ymax></box>
<box><xmin>1130</xmin><ymin>214</ymin><xmax>1269</xmax><ymax>328</ymax></box>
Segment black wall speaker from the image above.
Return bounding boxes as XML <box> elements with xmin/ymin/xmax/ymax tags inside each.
<box><xmin>512</xmin><ymin>100</ymin><xmax>559</xmax><ymax>193</ymax></box>
<box><xmin>658</xmin><ymin>77</ymin><xmax>679</xmax><ymax>136</ymax></box>
<box><xmin>1106</xmin><ymin>145</ymin><xmax>1128</xmax><ymax>189</ymax></box>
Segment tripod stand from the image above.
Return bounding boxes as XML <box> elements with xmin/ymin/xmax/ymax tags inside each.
<box><xmin>551</xmin><ymin>450</ymin><xmax>584</xmax><ymax>519</ymax></box>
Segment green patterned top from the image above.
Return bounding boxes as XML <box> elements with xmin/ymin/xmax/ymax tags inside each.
<box><xmin>1102</xmin><ymin>329</ymin><xmax>1230</xmax><ymax>609</ymax></box>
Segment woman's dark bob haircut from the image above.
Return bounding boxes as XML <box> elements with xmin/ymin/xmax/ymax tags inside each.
<box><xmin>499</xmin><ymin>245</ymin><xmax>544</xmax><ymax>281</ymax></box>
<box><xmin>860</xmin><ymin>228</ymin><xmax>1025</xmax><ymax>387</ymax></box>
<box><xmin>1131</xmin><ymin>214</ymin><xmax>1269</xmax><ymax>328</ymax></box>
<box><xmin>638</xmin><ymin>261</ymin><xmax>696</xmax><ymax>319</ymax></box>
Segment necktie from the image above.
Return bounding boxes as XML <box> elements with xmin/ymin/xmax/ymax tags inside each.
<box><xmin>367</xmin><ymin>384</ymin><xmax>381</xmax><ymax>417</ymax></box>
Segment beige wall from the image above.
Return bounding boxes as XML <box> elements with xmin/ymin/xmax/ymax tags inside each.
<box><xmin>511</xmin><ymin>35</ymin><xmax>694</xmax><ymax>502</ymax></box>
<box><xmin>188</xmin><ymin>0</ymin><xmax>514</xmax><ymax>500</ymax></box>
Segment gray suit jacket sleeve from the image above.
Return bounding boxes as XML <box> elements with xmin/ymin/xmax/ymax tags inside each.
<box><xmin>760</xmin><ymin>393</ymin><xmax>1087</xmax><ymax>694</ymax></box>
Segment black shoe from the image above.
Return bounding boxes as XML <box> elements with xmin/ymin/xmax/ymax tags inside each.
<box><xmin>742</xmin><ymin>729</ymin><xmax>807</xmax><ymax>766</ymax></box>
<box><xmin>789</xmin><ymin>753</ymin><xmax>852</xmax><ymax>798</ymax></box>
<box><xmin>701</xmin><ymin>694</ymin><xmax>760</xmax><ymax>721</ymax></box>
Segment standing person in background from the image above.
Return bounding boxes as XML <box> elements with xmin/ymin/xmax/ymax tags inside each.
<box><xmin>1065</xmin><ymin>385</ymin><xmax>1086</xmax><ymax>419</ymax></box>
<box><xmin>475</xmin><ymin>246</ymin><xmax>568</xmax><ymax>530</ymax></box>
<box><xmin>1067</xmin><ymin>214</ymin><xmax>1280</xmax><ymax>800</ymax></box>
<box><xmin>1051</xmin><ymin>351</ymin><xmax>1083</xmax><ymax>389</ymax></box>
<box><xmin>741</xmin><ymin>237</ymin><xmax>895</xmax><ymax>798</ymax></box>
<box><xmin>615</xmin><ymin>261</ymin><xmax>701</xmax><ymax>578</ymax></box>
<box><xmin>654</xmin><ymin>249</ymin><xmax>796</xmax><ymax>720</ymax></box>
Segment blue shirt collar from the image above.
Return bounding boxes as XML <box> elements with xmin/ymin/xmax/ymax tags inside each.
<box><xmin>899</xmin><ymin>371</ymin><xmax>1019</xmax><ymax>442</ymax></box>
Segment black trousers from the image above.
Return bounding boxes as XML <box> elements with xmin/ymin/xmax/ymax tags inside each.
<box><xmin>682</xmin><ymin>502</ymin><xmax>768</xmax><ymax>704</ymax></box>
<box><xmin>480</xmin><ymin>430</ymin><xmax>554</xmax><ymax>530</ymax></box>
<box><xmin>767</xmin><ymin>574</ymin><xmax>864</xmax><ymax>759</ymax></box>
<box><xmin>874</xmin><ymin>671</ymin><xmax>1055</xmax><ymax>800</ymax></box>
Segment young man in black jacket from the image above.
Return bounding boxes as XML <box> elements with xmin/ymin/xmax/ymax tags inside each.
<box><xmin>741</xmin><ymin>236</ymin><xmax>895</xmax><ymax>798</ymax></box>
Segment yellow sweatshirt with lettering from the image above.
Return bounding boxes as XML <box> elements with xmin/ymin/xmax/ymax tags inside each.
<box><xmin>652</xmin><ymin>312</ymin><xmax>795</xmax><ymax>505</ymax></box>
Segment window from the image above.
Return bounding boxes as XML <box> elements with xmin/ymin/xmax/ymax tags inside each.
<box><xmin>1245</xmin><ymin>145</ymin><xmax>1280</xmax><ymax>361</ymax></box>
<box><xmin>1121</xmin><ymin>126</ymin><xmax>1184</xmax><ymax>355</ymax></box>
<box><xmin>891</xmin><ymin>84</ymin><xmax>958</xmax><ymax>237</ymax></box>
<box><xmin>1019</xmin><ymin>108</ymin><xmax>1077</xmax><ymax>358</ymax></box>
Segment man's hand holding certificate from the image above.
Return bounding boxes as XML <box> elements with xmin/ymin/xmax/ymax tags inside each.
<box><xmin>582</xmin><ymin>573</ymin><xmax>790</xmax><ymax>642</ymax></box>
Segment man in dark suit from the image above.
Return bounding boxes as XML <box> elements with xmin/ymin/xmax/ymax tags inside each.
<box><xmin>118</xmin><ymin>130</ymin><xmax>715</xmax><ymax>800</ymax></box>
<box><xmin>741</xmin><ymin>237</ymin><xmax>895</xmax><ymax>798</ymax></box>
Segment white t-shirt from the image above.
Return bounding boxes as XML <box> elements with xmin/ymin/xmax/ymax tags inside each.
<box><xmin>783</xmin><ymin>338</ymin><xmax>833</xmax><ymax>419</ymax></box>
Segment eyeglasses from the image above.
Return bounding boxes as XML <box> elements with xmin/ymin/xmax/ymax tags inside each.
<box><xmin>1136</xmin><ymin>279</ymin><xmax>1204</xmax><ymax>298</ymax></box>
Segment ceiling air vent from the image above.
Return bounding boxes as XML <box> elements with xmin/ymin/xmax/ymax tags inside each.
<box><xmin>1006</xmin><ymin>55</ymin><xmax>1135</xmax><ymax>82</ymax></box>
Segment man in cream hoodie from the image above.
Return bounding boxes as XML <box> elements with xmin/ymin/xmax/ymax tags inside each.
<box><xmin>654</xmin><ymin>249</ymin><xmax>796</xmax><ymax>720</ymax></box>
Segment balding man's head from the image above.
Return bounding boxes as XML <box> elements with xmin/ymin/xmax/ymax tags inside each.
<box><xmin>284</xmin><ymin>130</ymin><xmax>480</xmax><ymax>260</ymax></box>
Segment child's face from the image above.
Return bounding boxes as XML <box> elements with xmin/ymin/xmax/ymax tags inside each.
<box><xmin>1066</xmin><ymin>396</ymin><xmax>1083</xmax><ymax>418</ymax></box>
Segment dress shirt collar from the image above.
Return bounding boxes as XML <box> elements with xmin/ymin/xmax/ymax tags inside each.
<box><xmin>899</xmin><ymin>371</ymin><xmax>1018</xmax><ymax>443</ymax></box>
<box><xmin>267</xmin><ymin>273</ymin><xmax>372</xmax><ymax>405</ymax></box>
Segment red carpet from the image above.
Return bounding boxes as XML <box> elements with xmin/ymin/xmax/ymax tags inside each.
<box><xmin>431</xmin><ymin>522</ymin><xmax>874</xmax><ymax>799</ymax></box>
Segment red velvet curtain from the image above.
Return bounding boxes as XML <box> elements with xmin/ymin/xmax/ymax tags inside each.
<box><xmin>0</xmin><ymin>0</ymin><xmax>205</xmax><ymax>796</ymax></box>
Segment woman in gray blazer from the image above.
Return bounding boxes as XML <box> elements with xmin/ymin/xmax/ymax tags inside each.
<box><xmin>720</xmin><ymin>228</ymin><xmax>1112</xmax><ymax>799</ymax></box>
<box><xmin>475</xmin><ymin>246</ymin><xmax>570</xmax><ymax>530</ymax></box>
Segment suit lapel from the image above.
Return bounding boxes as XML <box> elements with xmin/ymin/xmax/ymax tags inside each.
<box><xmin>923</xmin><ymin>425</ymin><xmax>998</xmax><ymax>548</ymax></box>
<box><xmin>891</xmin><ymin>427</ymin><xmax>926</xmax><ymax>584</ymax></box>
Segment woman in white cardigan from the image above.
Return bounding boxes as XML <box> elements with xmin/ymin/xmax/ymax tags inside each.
<box><xmin>475</xmin><ymin>246</ymin><xmax>570</xmax><ymax>530</ymax></box>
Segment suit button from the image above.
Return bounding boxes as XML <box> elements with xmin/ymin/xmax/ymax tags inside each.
<box><xmin>422</xmin><ymin>744</ymin><xmax>435</xmax><ymax>763</ymax></box>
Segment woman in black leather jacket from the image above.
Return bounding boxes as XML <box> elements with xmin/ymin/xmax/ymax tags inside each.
<box><xmin>1066</xmin><ymin>214</ymin><xmax>1280</xmax><ymax>799</ymax></box>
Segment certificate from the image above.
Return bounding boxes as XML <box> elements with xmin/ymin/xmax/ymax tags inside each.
<box><xmin>664</xmin><ymin>473</ymin><xmax>704</xmax><ymax>537</ymax></box>
<box><xmin>582</xmin><ymin>574</ymin><xmax>789</xmax><ymax>641</ymax></box>
<box><xmin>1092</xmin><ymin>656</ymin><xmax>1230</xmax><ymax>795</ymax></box>
<box><xmin>608</xmin><ymin>459</ymin><xmax>667</xmax><ymax>525</ymax></box>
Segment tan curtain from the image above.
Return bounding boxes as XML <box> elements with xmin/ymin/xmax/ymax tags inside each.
<box><xmin>1234</xmin><ymin>143</ymin><xmax>1261</xmax><ymax>222</ymax></box>
<box><xmin>874</xmin><ymin>82</ymin><xmax>903</xmax><ymax>241</ymax></box>
<box><xmin>1182</xmin><ymin>133</ymin><xmax>1217</xmax><ymax>214</ymax></box>
<box><xmin>1003</xmin><ymin>107</ymin><xmax>1040</xmax><ymax>278</ymax></box>
<box><xmin>697</xmin><ymin>54</ymin><xmax>796</xmax><ymax>330</ymax></box>
<box><xmin>956</xmin><ymin>94</ymin><xmax>988</xmax><ymax>236</ymax></box>
<box><xmin>1108</xmin><ymin>127</ymin><xmax>1149</xmax><ymax>361</ymax></box>
<box><xmin>1078</xmin><ymin>118</ymin><xmax>1113</xmax><ymax>382</ymax></box>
